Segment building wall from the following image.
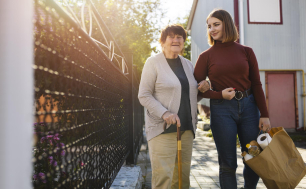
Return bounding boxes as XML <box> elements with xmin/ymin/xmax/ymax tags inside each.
<box><xmin>242</xmin><ymin>0</ymin><xmax>305</xmax><ymax>129</ymax></box>
<box><xmin>299</xmin><ymin>0</ymin><xmax>306</xmax><ymax>71</ymax></box>
<box><xmin>243</xmin><ymin>0</ymin><xmax>304</xmax><ymax>70</ymax></box>
<box><xmin>299</xmin><ymin>0</ymin><xmax>306</xmax><ymax>129</ymax></box>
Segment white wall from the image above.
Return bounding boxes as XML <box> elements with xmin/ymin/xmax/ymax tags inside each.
<box><xmin>243</xmin><ymin>0</ymin><xmax>305</xmax><ymax>70</ymax></box>
<box><xmin>243</xmin><ymin>0</ymin><xmax>306</xmax><ymax>128</ymax></box>
<box><xmin>0</xmin><ymin>1</ymin><xmax>33</xmax><ymax>189</ymax></box>
<box><xmin>299</xmin><ymin>0</ymin><xmax>306</xmax><ymax>72</ymax></box>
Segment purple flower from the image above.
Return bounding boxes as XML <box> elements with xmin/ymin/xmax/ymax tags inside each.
<box><xmin>46</xmin><ymin>135</ymin><xmax>54</xmax><ymax>139</ymax></box>
<box><xmin>48</xmin><ymin>156</ymin><xmax>53</xmax><ymax>161</ymax></box>
<box><xmin>34</xmin><ymin>172</ymin><xmax>47</xmax><ymax>183</ymax></box>
<box><xmin>54</xmin><ymin>133</ymin><xmax>59</xmax><ymax>137</ymax></box>
<box><xmin>38</xmin><ymin>172</ymin><xmax>45</xmax><ymax>180</ymax></box>
<box><xmin>53</xmin><ymin>136</ymin><xmax>60</xmax><ymax>141</ymax></box>
<box><xmin>56</xmin><ymin>147</ymin><xmax>65</xmax><ymax>156</ymax></box>
<box><xmin>40</xmin><ymin>137</ymin><xmax>46</xmax><ymax>143</ymax></box>
<box><xmin>49</xmin><ymin>159</ymin><xmax>57</xmax><ymax>166</ymax></box>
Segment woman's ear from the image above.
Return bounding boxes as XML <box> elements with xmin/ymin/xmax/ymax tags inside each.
<box><xmin>160</xmin><ymin>43</ymin><xmax>164</xmax><ymax>49</ymax></box>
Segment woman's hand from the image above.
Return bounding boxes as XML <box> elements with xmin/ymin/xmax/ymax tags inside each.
<box><xmin>259</xmin><ymin>118</ymin><xmax>271</xmax><ymax>132</ymax></box>
<box><xmin>198</xmin><ymin>80</ymin><xmax>210</xmax><ymax>93</ymax></box>
<box><xmin>162</xmin><ymin>111</ymin><xmax>181</xmax><ymax>127</ymax></box>
<box><xmin>222</xmin><ymin>88</ymin><xmax>235</xmax><ymax>100</ymax></box>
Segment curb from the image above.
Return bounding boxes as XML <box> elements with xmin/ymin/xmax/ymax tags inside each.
<box><xmin>110</xmin><ymin>165</ymin><xmax>143</xmax><ymax>189</ymax></box>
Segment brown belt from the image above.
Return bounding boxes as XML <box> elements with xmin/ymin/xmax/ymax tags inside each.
<box><xmin>234</xmin><ymin>89</ymin><xmax>252</xmax><ymax>100</ymax></box>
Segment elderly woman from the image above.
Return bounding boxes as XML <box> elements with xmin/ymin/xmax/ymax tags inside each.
<box><xmin>138</xmin><ymin>24</ymin><xmax>208</xmax><ymax>188</ymax></box>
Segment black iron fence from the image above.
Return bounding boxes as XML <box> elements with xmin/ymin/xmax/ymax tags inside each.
<box><xmin>32</xmin><ymin>0</ymin><xmax>144</xmax><ymax>188</ymax></box>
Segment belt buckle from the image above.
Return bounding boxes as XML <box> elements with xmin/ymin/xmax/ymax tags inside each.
<box><xmin>235</xmin><ymin>91</ymin><xmax>243</xmax><ymax>100</ymax></box>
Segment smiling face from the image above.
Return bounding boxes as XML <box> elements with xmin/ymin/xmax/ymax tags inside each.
<box><xmin>162</xmin><ymin>33</ymin><xmax>184</xmax><ymax>58</ymax></box>
<box><xmin>207</xmin><ymin>17</ymin><xmax>224</xmax><ymax>42</ymax></box>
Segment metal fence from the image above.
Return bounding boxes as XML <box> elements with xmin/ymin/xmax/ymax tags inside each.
<box><xmin>32</xmin><ymin>0</ymin><xmax>144</xmax><ymax>188</ymax></box>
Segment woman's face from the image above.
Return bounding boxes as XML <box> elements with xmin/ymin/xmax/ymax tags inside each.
<box><xmin>162</xmin><ymin>33</ymin><xmax>184</xmax><ymax>55</ymax></box>
<box><xmin>207</xmin><ymin>17</ymin><xmax>223</xmax><ymax>41</ymax></box>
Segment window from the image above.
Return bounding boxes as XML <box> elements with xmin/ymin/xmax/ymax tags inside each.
<box><xmin>247</xmin><ymin>0</ymin><xmax>283</xmax><ymax>24</ymax></box>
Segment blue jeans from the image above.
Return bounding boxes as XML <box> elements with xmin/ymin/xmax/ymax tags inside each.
<box><xmin>210</xmin><ymin>94</ymin><xmax>260</xmax><ymax>189</ymax></box>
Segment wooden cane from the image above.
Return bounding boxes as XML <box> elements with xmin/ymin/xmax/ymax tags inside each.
<box><xmin>163</xmin><ymin>122</ymin><xmax>182</xmax><ymax>189</ymax></box>
<box><xmin>177</xmin><ymin>124</ymin><xmax>182</xmax><ymax>189</ymax></box>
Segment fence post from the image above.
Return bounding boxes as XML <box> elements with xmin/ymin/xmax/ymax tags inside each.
<box><xmin>124</xmin><ymin>52</ymin><xmax>136</xmax><ymax>164</ymax></box>
<box><xmin>0</xmin><ymin>1</ymin><xmax>33</xmax><ymax>189</ymax></box>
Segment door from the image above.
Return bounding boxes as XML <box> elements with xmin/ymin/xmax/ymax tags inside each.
<box><xmin>266</xmin><ymin>72</ymin><xmax>297</xmax><ymax>129</ymax></box>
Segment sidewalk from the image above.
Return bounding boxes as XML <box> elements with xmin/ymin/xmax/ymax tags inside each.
<box><xmin>137</xmin><ymin>129</ymin><xmax>306</xmax><ymax>189</ymax></box>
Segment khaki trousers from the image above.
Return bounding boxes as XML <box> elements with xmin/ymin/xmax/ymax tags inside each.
<box><xmin>148</xmin><ymin>130</ymin><xmax>193</xmax><ymax>189</ymax></box>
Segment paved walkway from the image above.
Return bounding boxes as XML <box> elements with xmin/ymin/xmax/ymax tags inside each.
<box><xmin>137</xmin><ymin>129</ymin><xmax>306</xmax><ymax>189</ymax></box>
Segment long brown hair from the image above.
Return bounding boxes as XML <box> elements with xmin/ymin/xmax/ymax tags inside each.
<box><xmin>207</xmin><ymin>9</ymin><xmax>239</xmax><ymax>46</ymax></box>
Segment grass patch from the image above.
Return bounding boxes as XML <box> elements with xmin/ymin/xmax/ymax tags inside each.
<box><xmin>289</xmin><ymin>135</ymin><xmax>306</xmax><ymax>142</ymax></box>
<box><xmin>206</xmin><ymin>129</ymin><xmax>213</xmax><ymax>138</ymax></box>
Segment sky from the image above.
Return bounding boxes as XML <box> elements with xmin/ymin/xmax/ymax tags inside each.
<box><xmin>159</xmin><ymin>0</ymin><xmax>194</xmax><ymax>26</ymax></box>
<box><xmin>152</xmin><ymin>0</ymin><xmax>194</xmax><ymax>52</ymax></box>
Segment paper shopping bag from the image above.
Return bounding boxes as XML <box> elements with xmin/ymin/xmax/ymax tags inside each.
<box><xmin>244</xmin><ymin>127</ymin><xmax>306</xmax><ymax>189</ymax></box>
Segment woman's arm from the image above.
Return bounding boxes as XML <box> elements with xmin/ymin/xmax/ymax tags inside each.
<box><xmin>246</xmin><ymin>47</ymin><xmax>269</xmax><ymax>118</ymax></box>
<box><xmin>138</xmin><ymin>59</ymin><xmax>168</xmax><ymax>118</ymax></box>
<box><xmin>246</xmin><ymin>47</ymin><xmax>271</xmax><ymax>131</ymax></box>
<box><xmin>194</xmin><ymin>53</ymin><xmax>223</xmax><ymax>99</ymax></box>
<box><xmin>198</xmin><ymin>80</ymin><xmax>210</xmax><ymax>93</ymax></box>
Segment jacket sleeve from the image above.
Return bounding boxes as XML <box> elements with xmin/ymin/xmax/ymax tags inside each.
<box><xmin>138</xmin><ymin>58</ymin><xmax>168</xmax><ymax>118</ymax></box>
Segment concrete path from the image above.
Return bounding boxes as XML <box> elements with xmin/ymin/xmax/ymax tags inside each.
<box><xmin>137</xmin><ymin>129</ymin><xmax>306</xmax><ymax>189</ymax></box>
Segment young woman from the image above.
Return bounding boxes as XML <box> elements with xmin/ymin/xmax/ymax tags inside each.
<box><xmin>195</xmin><ymin>9</ymin><xmax>271</xmax><ymax>189</ymax></box>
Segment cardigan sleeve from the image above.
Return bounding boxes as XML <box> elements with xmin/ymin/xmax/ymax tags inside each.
<box><xmin>138</xmin><ymin>58</ymin><xmax>168</xmax><ymax>118</ymax></box>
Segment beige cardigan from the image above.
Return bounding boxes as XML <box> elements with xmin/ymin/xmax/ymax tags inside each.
<box><xmin>138</xmin><ymin>52</ymin><xmax>198</xmax><ymax>141</ymax></box>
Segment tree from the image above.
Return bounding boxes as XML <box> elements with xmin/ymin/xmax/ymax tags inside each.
<box><xmin>91</xmin><ymin>0</ymin><xmax>163</xmax><ymax>74</ymax></box>
<box><xmin>175</xmin><ymin>15</ymin><xmax>191</xmax><ymax>60</ymax></box>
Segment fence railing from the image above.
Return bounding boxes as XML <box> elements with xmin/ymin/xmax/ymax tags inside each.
<box><xmin>32</xmin><ymin>0</ymin><xmax>144</xmax><ymax>188</ymax></box>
